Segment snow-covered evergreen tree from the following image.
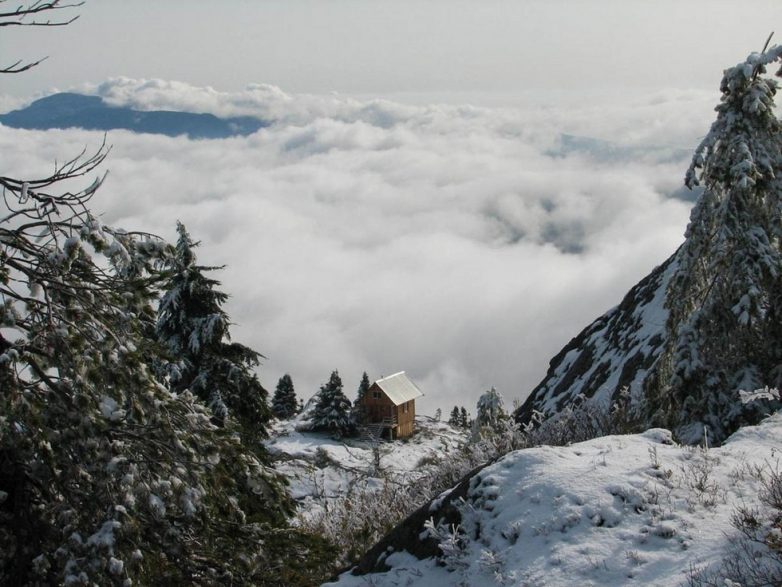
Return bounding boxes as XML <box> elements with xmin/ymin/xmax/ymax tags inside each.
<box><xmin>156</xmin><ymin>222</ymin><xmax>271</xmax><ymax>443</ymax></box>
<box><xmin>0</xmin><ymin>150</ymin><xmax>334</xmax><ymax>584</ymax></box>
<box><xmin>0</xmin><ymin>6</ymin><xmax>335</xmax><ymax>583</ymax></box>
<box><xmin>647</xmin><ymin>42</ymin><xmax>782</xmax><ymax>439</ymax></box>
<box><xmin>272</xmin><ymin>373</ymin><xmax>298</xmax><ymax>419</ymax></box>
<box><xmin>355</xmin><ymin>371</ymin><xmax>371</xmax><ymax>405</ymax></box>
<box><xmin>448</xmin><ymin>406</ymin><xmax>461</xmax><ymax>427</ymax></box>
<box><xmin>313</xmin><ymin>370</ymin><xmax>354</xmax><ymax>437</ymax></box>
<box><xmin>473</xmin><ymin>387</ymin><xmax>507</xmax><ymax>437</ymax></box>
<box><xmin>460</xmin><ymin>406</ymin><xmax>470</xmax><ymax>429</ymax></box>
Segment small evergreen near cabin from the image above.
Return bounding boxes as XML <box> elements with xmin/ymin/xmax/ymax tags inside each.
<box><xmin>156</xmin><ymin>222</ymin><xmax>271</xmax><ymax>443</ymax></box>
<box><xmin>355</xmin><ymin>371</ymin><xmax>371</xmax><ymax>405</ymax></box>
<box><xmin>313</xmin><ymin>370</ymin><xmax>354</xmax><ymax>436</ymax></box>
<box><xmin>272</xmin><ymin>373</ymin><xmax>298</xmax><ymax>419</ymax></box>
<box><xmin>460</xmin><ymin>406</ymin><xmax>470</xmax><ymax>429</ymax></box>
<box><xmin>448</xmin><ymin>406</ymin><xmax>461</xmax><ymax>427</ymax></box>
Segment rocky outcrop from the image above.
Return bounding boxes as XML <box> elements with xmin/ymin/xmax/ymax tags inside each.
<box><xmin>341</xmin><ymin>462</ymin><xmax>490</xmax><ymax>577</ymax></box>
<box><xmin>515</xmin><ymin>252</ymin><xmax>677</xmax><ymax>426</ymax></box>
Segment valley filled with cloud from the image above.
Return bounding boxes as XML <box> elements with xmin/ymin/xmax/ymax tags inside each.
<box><xmin>0</xmin><ymin>80</ymin><xmax>718</xmax><ymax>411</ymax></box>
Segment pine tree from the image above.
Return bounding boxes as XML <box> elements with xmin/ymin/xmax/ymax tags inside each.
<box><xmin>355</xmin><ymin>371</ymin><xmax>371</xmax><ymax>405</ymax></box>
<box><xmin>272</xmin><ymin>373</ymin><xmax>298</xmax><ymax>419</ymax></box>
<box><xmin>448</xmin><ymin>406</ymin><xmax>461</xmax><ymax>427</ymax></box>
<box><xmin>156</xmin><ymin>222</ymin><xmax>271</xmax><ymax>443</ymax></box>
<box><xmin>459</xmin><ymin>406</ymin><xmax>470</xmax><ymax>429</ymax></box>
<box><xmin>647</xmin><ymin>42</ymin><xmax>782</xmax><ymax>439</ymax></box>
<box><xmin>0</xmin><ymin>145</ymin><xmax>330</xmax><ymax>584</ymax></box>
<box><xmin>313</xmin><ymin>370</ymin><xmax>354</xmax><ymax>437</ymax></box>
<box><xmin>0</xmin><ymin>6</ymin><xmax>334</xmax><ymax>584</ymax></box>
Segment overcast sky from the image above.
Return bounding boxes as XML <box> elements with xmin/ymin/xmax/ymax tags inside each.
<box><xmin>2</xmin><ymin>1</ymin><xmax>781</xmax><ymax>414</ymax></box>
<box><xmin>3</xmin><ymin>0</ymin><xmax>781</xmax><ymax>103</ymax></box>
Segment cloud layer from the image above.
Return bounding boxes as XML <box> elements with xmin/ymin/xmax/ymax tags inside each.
<box><xmin>0</xmin><ymin>80</ymin><xmax>717</xmax><ymax>414</ymax></box>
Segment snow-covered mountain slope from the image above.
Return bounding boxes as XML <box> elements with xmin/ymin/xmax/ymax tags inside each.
<box><xmin>266</xmin><ymin>416</ymin><xmax>467</xmax><ymax>521</ymax></box>
<box><xmin>515</xmin><ymin>253</ymin><xmax>676</xmax><ymax>425</ymax></box>
<box><xmin>327</xmin><ymin>413</ymin><xmax>782</xmax><ymax>586</ymax></box>
<box><xmin>517</xmin><ymin>47</ymin><xmax>782</xmax><ymax>444</ymax></box>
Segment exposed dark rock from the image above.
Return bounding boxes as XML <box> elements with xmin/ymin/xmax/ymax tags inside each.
<box><xmin>514</xmin><ymin>252</ymin><xmax>677</xmax><ymax>426</ymax></box>
<box><xmin>341</xmin><ymin>462</ymin><xmax>490</xmax><ymax>577</ymax></box>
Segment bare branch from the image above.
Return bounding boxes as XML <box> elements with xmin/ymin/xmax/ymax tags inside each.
<box><xmin>0</xmin><ymin>1</ymin><xmax>83</xmax><ymax>27</ymax></box>
<box><xmin>0</xmin><ymin>1</ymin><xmax>82</xmax><ymax>74</ymax></box>
<box><xmin>0</xmin><ymin>56</ymin><xmax>47</xmax><ymax>74</ymax></box>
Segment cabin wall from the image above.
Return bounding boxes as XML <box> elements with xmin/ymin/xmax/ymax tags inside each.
<box><xmin>395</xmin><ymin>399</ymin><xmax>416</xmax><ymax>438</ymax></box>
<box><xmin>359</xmin><ymin>383</ymin><xmax>395</xmax><ymax>423</ymax></box>
<box><xmin>357</xmin><ymin>384</ymin><xmax>418</xmax><ymax>439</ymax></box>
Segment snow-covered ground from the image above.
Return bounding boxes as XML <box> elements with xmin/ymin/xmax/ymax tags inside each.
<box><xmin>327</xmin><ymin>413</ymin><xmax>782</xmax><ymax>586</ymax></box>
<box><xmin>266</xmin><ymin>415</ymin><xmax>468</xmax><ymax>520</ymax></box>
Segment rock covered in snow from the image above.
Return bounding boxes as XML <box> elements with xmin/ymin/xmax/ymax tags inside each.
<box><xmin>328</xmin><ymin>413</ymin><xmax>782</xmax><ymax>586</ymax></box>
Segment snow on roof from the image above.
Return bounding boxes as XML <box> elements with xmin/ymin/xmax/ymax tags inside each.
<box><xmin>373</xmin><ymin>372</ymin><xmax>423</xmax><ymax>406</ymax></box>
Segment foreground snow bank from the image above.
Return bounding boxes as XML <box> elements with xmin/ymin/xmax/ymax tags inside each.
<box><xmin>328</xmin><ymin>414</ymin><xmax>782</xmax><ymax>586</ymax></box>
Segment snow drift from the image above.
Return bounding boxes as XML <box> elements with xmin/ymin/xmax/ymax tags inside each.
<box><xmin>328</xmin><ymin>412</ymin><xmax>782</xmax><ymax>586</ymax></box>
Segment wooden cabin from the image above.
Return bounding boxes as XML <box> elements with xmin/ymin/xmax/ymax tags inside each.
<box><xmin>356</xmin><ymin>371</ymin><xmax>423</xmax><ymax>440</ymax></box>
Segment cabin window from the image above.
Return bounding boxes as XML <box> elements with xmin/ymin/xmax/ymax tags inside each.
<box><xmin>372</xmin><ymin>390</ymin><xmax>381</xmax><ymax>399</ymax></box>
<box><xmin>403</xmin><ymin>402</ymin><xmax>408</xmax><ymax>413</ymax></box>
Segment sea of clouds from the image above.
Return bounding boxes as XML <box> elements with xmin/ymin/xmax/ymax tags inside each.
<box><xmin>0</xmin><ymin>79</ymin><xmax>721</xmax><ymax>413</ymax></box>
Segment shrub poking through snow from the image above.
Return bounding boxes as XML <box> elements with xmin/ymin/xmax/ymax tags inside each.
<box><xmin>472</xmin><ymin>387</ymin><xmax>508</xmax><ymax>440</ymax></box>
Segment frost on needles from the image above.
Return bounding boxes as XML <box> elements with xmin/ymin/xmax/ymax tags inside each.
<box><xmin>0</xmin><ymin>143</ymin><xmax>328</xmax><ymax>586</ymax></box>
<box><xmin>643</xmin><ymin>44</ymin><xmax>782</xmax><ymax>441</ymax></box>
<box><xmin>156</xmin><ymin>221</ymin><xmax>272</xmax><ymax>444</ymax></box>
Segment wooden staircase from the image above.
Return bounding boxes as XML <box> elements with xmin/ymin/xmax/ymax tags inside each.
<box><xmin>359</xmin><ymin>423</ymin><xmax>385</xmax><ymax>443</ymax></box>
<box><xmin>357</xmin><ymin>416</ymin><xmax>398</xmax><ymax>443</ymax></box>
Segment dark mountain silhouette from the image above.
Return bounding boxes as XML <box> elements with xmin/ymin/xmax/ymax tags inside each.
<box><xmin>0</xmin><ymin>93</ymin><xmax>268</xmax><ymax>139</ymax></box>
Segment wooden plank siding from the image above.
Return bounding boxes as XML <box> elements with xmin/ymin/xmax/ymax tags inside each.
<box><xmin>395</xmin><ymin>399</ymin><xmax>415</xmax><ymax>438</ymax></box>
<box><xmin>357</xmin><ymin>383</ymin><xmax>417</xmax><ymax>439</ymax></box>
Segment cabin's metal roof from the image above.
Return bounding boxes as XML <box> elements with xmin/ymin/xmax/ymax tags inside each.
<box><xmin>374</xmin><ymin>371</ymin><xmax>424</xmax><ymax>406</ymax></box>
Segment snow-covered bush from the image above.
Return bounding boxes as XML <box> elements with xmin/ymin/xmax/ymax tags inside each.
<box><xmin>302</xmin><ymin>479</ymin><xmax>415</xmax><ymax>566</ymax></box>
<box><xmin>472</xmin><ymin>387</ymin><xmax>508</xmax><ymax>439</ymax></box>
<box><xmin>517</xmin><ymin>391</ymin><xmax>643</xmax><ymax>447</ymax></box>
<box><xmin>685</xmin><ymin>388</ymin><xmax>782</xmax><ymax>585</ymax></box>
<box><xmin>423</xmin><ymin>518</ymin><xmax>469</xmax><ymax>572</ymax></box>
<box><xmin>688</xmin><ymin>462</ymin><xmax>782</xmax><ymax>586</ymax></box>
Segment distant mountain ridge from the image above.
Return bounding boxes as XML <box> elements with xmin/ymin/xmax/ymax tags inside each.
<box><xmin>0</xmin><ymin>92</ymin><xmax>268</xmax><ymax>138</ymax></box>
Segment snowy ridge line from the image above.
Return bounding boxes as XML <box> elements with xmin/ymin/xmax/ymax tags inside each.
<box><xmin>328</xmin><ymin>413</ymin><xmax>782</xmax><ymax>586</ymax></box>
<box><xmin>516</xmin><ymin>251</ymin><xmax>678</xmax><ymax>424</ymax></box>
